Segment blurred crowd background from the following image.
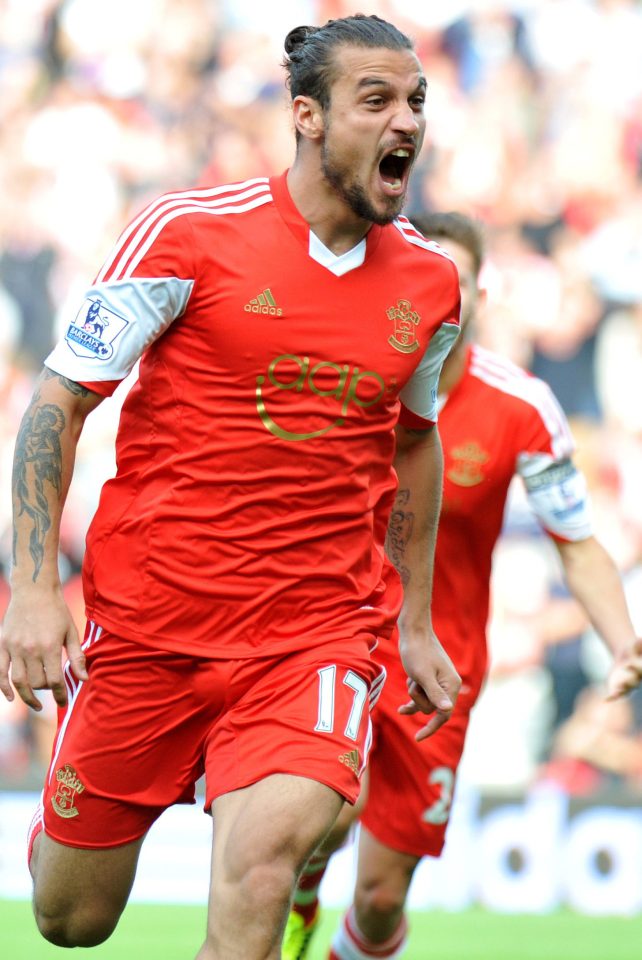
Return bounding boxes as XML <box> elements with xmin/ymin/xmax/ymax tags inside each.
<box><xmin>1</xmin><ymin>0</ymin><xmax>641</xmax><ymax>799</ymax></box>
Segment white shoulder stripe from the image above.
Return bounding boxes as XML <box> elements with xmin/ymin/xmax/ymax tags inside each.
<box><xmin>47</xmin><ymin>622</ymin><xmax>102</xmax><ymax>786</ymax></box>
<box><xmin>119</xmin><ymin>193</ymin><xmax>274</xmax><ymax>280</ymax></box>
<box><xmin>392</xmin><ymin>219</ymin><xmax>455</xmax><ymax>261</ymax></box>
<box><xmin>469</xmin><ymin>346</ymin><xmax>574</xmax><ymax>459</ymax></box>
<box><xmin>97</xmin><ymin>178</ymin><xmax>271</xmax><ymax>283</ymax></box>
<box><xmin>471</xmin><ymin>344</ymin><xmax>530</xmax><ymax>380</ymax></box>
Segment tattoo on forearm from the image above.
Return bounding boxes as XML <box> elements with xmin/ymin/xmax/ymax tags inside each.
<box><xmin>386</xmin><ymin>488</ymin><xmax>413</xmax><ymax>587</ymax></box>
<box><xmin>12</xmin><ymin>402</ymin><xmax>66</xmax><ymax>581</ymax></box>
<box><xmin>43</xmin><ymin>368</ymin><xmax>90</xmax><ymax>397</ymax></box>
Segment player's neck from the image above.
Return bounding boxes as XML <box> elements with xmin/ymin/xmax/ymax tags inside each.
<box><xmin>287</xmin><ymin>162</ymin><xmax>372</xmax><ymax>256</ymax></box>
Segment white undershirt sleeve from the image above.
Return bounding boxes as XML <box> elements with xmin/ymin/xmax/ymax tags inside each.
<box><xmin>399</xmin><ymin>321</ymin><xmax>460</xmax><ymax>423</ymax></box>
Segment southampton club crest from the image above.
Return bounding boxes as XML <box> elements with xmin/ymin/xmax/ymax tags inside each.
<box><xmin>387</xmin><ymin>299</ymin><xmax>421</xmax><ymax>354</ymax></box>
<box><xmin>447</xmin><ymin>441</ymin><xmax>489</xmax><ymax>487</ymax></box>
<box><xmin>65</xmin><ymin>297</ymin><xmax>129</xmax><ymax>361</ymax></box>
<box><xmin>51</xmin><ymin>763</ymin><xmax>85</xmax><ymax>819</ymax></box>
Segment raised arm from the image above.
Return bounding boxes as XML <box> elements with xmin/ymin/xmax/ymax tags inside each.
<box><xmin>554</xmin><ymin>536</ymin><xmax>642</xmax><ymax>700</ymax></box>
<box><xmin>0</xmin><ymin>369</ymin><xmax>103</xmax><ymax>710</ymax></box>
<box><xmin>390</xmin><ymin>423</ymin><xmax>461</xmax><ymax>740</ymax></box>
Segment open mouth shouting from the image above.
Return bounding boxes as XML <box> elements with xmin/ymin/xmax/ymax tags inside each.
<box><xmin>378</xmin><ymin>145</ymin><xmax>414</xmax><ymax>197</ymax></box>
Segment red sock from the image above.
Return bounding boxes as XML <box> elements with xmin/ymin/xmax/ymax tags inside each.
<box><xmin>292</xmin><ymin>898</ymin><xmax>319</xmax><ymax>927</ymax></box>
<box><xmin>292</xmin><ymin>851</ymin><xmax>330</xmax><ymax>925</ymax></box>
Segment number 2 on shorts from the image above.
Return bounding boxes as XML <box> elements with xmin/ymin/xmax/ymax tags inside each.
<box><xmin>315</xmin><ymin>665</ymin><xmax>368</xmax><ymax>740</ymax></box>
<box><xmin>422</xmin><ymin>765</ymin><xmax>455</xmax><ymax>824</ymax></box>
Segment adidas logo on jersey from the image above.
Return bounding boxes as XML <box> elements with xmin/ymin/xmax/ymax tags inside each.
<box><xmin>338</xmin><ymin>748</ymin><xmax>361</xmax><ymax>776</ymax></box>
<box><xmin>244</xmin><ymin>288</ymin><xmax>282</xmax><ymax>316</ymax></box>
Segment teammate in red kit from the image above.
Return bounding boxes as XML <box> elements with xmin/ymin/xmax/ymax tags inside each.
<box><xmin>283</xmin><ymin>212</ymin><xmax>642</xmax><ymax>960</ymax></box>
<box><xmin>0</xmin><ymin>16</ymin><xmax>462</xmax><ymax>960</ymax></box>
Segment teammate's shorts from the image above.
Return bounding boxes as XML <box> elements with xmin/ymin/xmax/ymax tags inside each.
<box><xmin>39</xmin><ymin>621</ymin><xmax>385</xmax><ymax>850</ymax></box>
<box><xmin>360</xmin><ymin>635</ymin><xmax>477</xmax><ymax>858</ymax></box>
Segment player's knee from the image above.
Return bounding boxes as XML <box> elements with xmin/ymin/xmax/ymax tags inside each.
<box><xmin>34</xmin><ymin>898</ymin><xmax>119</xmax><ymax>948</ymax></box>
<box><xmin>238</xmin><ymin>859</ymin><xmax>295</xmax><ymax>914</ymax></box>
<box><xmin>355</xmin><ymin>877</ymin><xmax>407</xmax><ymax>923</ymax></box>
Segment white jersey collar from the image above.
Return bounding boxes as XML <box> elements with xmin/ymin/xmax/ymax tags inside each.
<box><xmin>308</xmin><ymin>230</ymin><xmax>367</xmax><ymax>276</ymax></box>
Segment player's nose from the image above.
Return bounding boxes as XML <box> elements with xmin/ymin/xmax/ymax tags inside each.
<box><xmin>390</xmin><ymin>103</ymin><xmax>420</xmax><ymax>137</ymax></box>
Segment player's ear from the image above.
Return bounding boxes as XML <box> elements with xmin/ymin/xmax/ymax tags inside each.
<box><xmin>292</xmin><ymin>96</ymin><xmax>325</xmax><ymax>142</ymax></box>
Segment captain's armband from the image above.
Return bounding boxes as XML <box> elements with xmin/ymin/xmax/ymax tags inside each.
<box><xmin>523</xmin><ymin>458</ymin><xmax>592</xmax><ymax>541</ymax></box>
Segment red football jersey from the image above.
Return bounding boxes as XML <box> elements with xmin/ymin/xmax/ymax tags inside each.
<box><xmin>45</xmin><ymin>173</ymin><xmax>460</xmax><ymax>657</ymax></box>
<box><xmin>424</xmin><ymin>344</ymin><xmax>588</xmax><ymax>698</ymax></box>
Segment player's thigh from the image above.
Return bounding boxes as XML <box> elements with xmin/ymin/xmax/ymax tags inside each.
<box><xmin>33</xmin><ymin>831</ymin><xmax>144</xmax><ymax>924</ymax></box>
<box><xmin>211</xmin><ymin>774</ymin><xmax>344</xmax><ymax>891</ymax></box>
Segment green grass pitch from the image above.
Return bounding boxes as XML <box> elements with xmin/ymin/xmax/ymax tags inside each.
<box><xmin>2</xmin><ymin>900</ymin><xmax>642</xmax><ymax>959</ymax></box>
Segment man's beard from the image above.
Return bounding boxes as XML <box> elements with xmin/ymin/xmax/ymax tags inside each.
<box><xmin>321</xmin><ymin>139</ymin><xmax>404</xmax><ymax>226</ymax></box>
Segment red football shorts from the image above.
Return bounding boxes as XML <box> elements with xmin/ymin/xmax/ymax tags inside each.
<box><xmin>360</xmin><ymin>634</ymin><xmax>476</xmax><ymax>858</ymax></box>
<box><xmin>40</xmin><ymin>621</ymin><xmax>385</xmax><ymax>849</ymax></box>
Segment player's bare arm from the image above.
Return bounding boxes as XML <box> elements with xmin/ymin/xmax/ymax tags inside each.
<box><xmin>554</xmin><ymin>536</ymin><xmax>642</xmax><ymax>700</ymax></box>
<box><xmin>0</xmin><ymin>369</ymin><xmax>103</xmax><ymax>710</ymax></box>
<box><xmin>390</xmin><ymin>422</ymin><xmax>460</xmax><ymax>740</ymax></box>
